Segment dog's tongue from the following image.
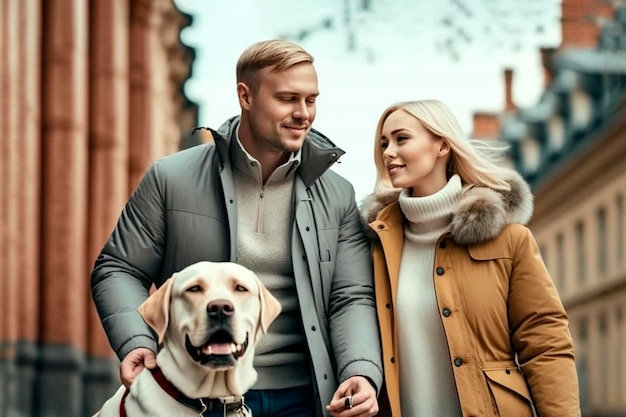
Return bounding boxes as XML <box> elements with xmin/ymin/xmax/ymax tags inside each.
<box><xmin>204</xmin><ymin>343</ymin><xmax>232</xmax><ymax>355</ymax></box>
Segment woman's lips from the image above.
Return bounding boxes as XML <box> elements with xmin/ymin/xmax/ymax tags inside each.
<box><xmin>387</xmin><ymin>164</ymin><xmax>403</xmax><ymax>175</ymax></box>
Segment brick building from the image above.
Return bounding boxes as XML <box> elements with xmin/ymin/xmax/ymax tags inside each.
<box><xmin>0</xmin><ymin>0</ymin><xmax>197</xmax><ymax>416</ymax></box>
<box><xmin>473</xmin><ymin>1</ymin><xmax>626</xmax><ymax>415</ymax></box>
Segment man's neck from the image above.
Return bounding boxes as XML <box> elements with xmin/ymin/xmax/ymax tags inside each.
<box><xmin>236</xmin><ymin>125</ymin><xmax>295</xmax><ymax>184</ymax></box>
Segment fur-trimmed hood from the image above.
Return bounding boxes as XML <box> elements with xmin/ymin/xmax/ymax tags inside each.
<box><xmin>360</xmin><ymin>170</ymin><xmax>534</xmax><ymax>246</ymax></box>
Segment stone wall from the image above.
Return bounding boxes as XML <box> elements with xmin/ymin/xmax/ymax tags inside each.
<box><xmin>0</xmin><ymin>0</ymin><xmax>197</xmax><ymax>415</ymax></box>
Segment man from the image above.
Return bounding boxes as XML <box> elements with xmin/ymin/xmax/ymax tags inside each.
<box><xmin>91</xmin><ymin>39</ymin><xmax>382</xmax><ymax>417</ymax></box>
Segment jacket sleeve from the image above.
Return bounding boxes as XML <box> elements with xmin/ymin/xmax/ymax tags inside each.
<box><xmin>508</xmin><ymin>226</ymin><xmax>581</xmax><ymax>417</ymax></box>
<box><xmin>329</xmin><ymin>187</ymin><xmax>384</xmax><ymax>393</ymax></box>
<box><xmin>91</xmin><ymin>162</ymin><xmax>166</xmax><ymax>361</ymax></box>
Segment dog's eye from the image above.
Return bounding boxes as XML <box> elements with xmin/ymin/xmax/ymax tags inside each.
<box><xmin>186</xmin><ymin>285</ymin><xmax>202</xmax><ymax>293</ymax></box>
<box><xmin>235</xmin><ymin>285</ymin><xmax>248</xmax><ymax>292</ymax></box>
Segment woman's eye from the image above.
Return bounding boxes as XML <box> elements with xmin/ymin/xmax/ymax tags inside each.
<box><xmin>186</xmin><ymin>285</ymin><xmax>201</xmax><ymax>293</ymax></box>
<box><xmin>381</xmin><ymin>142</ymin><xmax>389</xmax><ymax>149</ymax></box>
<box><xmin>397</xmin><ymin>135</ymin><xmax>408</xmax><ymax>142</ymax></box>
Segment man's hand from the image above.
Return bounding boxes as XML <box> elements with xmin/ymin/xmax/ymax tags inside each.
<box><xmin>326</xmin><ymin>376</ymin><xmax>378</xmax><ymax>417</ymax></box>
<box><xmin>120</xmin><ymin>347</ymin><xmax>157</xmax><ymax>388</ymax></box>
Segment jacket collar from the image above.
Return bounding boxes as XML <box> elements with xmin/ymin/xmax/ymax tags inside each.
<box><xmin>361</xmin><ymin>170</ymin><xmax>534</xmax><ymax>246</ymax></box>
<box><xmin>206</xmin><ymin>116</ymin><xmax>344</xmax><ymax>188</ymax></box>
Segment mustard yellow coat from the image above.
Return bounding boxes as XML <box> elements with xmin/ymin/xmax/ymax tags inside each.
<box><xmin>362</xmin><ymin>173</ymin><xmax>580</xmax><ymax>417</ymax></box>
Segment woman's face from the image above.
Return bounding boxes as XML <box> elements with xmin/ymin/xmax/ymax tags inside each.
<box><xmin>380</xmin><ymin>110</ymin><xmax>449</xmax><ymax>196</ymax></box>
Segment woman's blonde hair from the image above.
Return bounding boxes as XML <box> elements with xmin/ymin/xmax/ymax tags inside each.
<box><xmin>373</xmin><ymin>99</ymin><xmax>512</xmax><ymax>191</ymax></box>
<box><xmin>236</xmin><ymin>39</ymin><xmax>314</xmax><ymax>89</ymax></box>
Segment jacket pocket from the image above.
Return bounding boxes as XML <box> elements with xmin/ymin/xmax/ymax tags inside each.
<box><xmin>483</xmin><ymin>368</ymin><xmax>533</xmax><ymax>417</ymax></box>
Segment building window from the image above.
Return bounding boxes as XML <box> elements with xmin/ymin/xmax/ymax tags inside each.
<box><xmin>576</xmin><ymin>221</ymin><xmax>586</xmax><ymax>284</ymax></box>
<box><xmin>618</xmin><ymin>194</ymin><xmax>624</xmax><ymax>264</ymax></box>
<box><xmin>570</xmin><ymin>90</ymin><xmax>593</xmax><ymax>131</ymax></box>
<box><xmin>598</xmin><ymin>312</ymin><xmax>607</xmax><ymax>402</ymax></box>
<box><xmin>521</xmin><ymin>137</ymin><xmax>541</xmax><ymax>174</ymax></box>
<box><xmin>598</xmin><ymin>311</ymin><xmax>607</xmax><ymax>333</ymax></box>
<box><xmin>556</xmin><ymin>233</ymin><xmax>564</xmax><ymax>292</ymax></box>
<box><xmin>547</xmin><ymin>116</ymin><xmax>565</xmax><ymax>153</ymax></box>
<box><xmin>617</xmin><ymin>306</ymin><xmax>623</xmax><ymax>404</ymax></box>
<box><xmin>579</xmin><ymin>316</ymin><xmax>588</xmax><ymax>341</ymax></box>
<box><xmin>597</xmin><ymin>207</ymin><xmax>607</xmax><ymax>275</ymax></box>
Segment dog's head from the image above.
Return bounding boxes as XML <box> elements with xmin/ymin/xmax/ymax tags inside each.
<box><xmin>138</xmin><ymin>261</ymin><xmax>281</xmax><ymax>396</ymax></box>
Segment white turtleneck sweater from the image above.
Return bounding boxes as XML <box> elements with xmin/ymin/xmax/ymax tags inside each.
<box><xmin>396</xmin><ymin>174</ymin><xmax>463</xmax><ymax>417</ymax></box>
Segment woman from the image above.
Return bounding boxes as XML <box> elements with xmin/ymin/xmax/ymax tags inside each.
<box><xmin>361</xmin><ymin>100</ymin><xmax>580</xmax><ymax>417</ymax></box>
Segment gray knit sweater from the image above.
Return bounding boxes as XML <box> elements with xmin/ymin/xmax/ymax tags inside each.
<box><xmin>231</xmin><ymin>136</ymin><xmax>312</xmax><ymax>390</ymax></box>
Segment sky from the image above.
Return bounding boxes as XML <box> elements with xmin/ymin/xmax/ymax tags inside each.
<box><xmin>174</xmin><ymin>0</ymin><xmax>561</xmax><ymax>201</ymax></box>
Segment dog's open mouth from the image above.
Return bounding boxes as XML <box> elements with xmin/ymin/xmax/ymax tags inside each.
<box><xmin>185</xmin><ymin>331</ymin><xmax>249</xmax><ymax>367</ymax></box>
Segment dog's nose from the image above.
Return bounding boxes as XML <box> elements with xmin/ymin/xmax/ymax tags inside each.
<box><xmin>207</xmin><ymin>299</ymin><xmax>235</xmax><ymax>317</ymax></box>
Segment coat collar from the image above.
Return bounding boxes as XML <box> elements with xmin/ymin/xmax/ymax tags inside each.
<box><xmin>361</xmin><ymin>170</ymin><xmax>534</xmax><ymax>246</ymax></box>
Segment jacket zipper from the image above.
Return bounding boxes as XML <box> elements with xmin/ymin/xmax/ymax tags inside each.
<box><xmin>256</xmin><ymin>184</ymin><xmax>264</xmax><ymax>233</ymax></box>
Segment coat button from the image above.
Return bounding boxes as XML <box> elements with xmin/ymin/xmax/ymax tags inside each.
<box><xmin>436</xmin><ymin>267</ymin><xmax>444</xmax><ymax>276</ymax></box>
<box><xmin>439</xmin><ymin>241</ymin><xmax>447</xmax><ymax>248</ymax></box>
<box><xmin>390</xmin><ymin>357</ymin><xmax>395</xmax><ymax>364</ymax></box>
<box><xmin>454</xmin><ymin>358</ymin><xmax>463</xmax><ymax>367</ymax></box>
<box><xmin>385</xmin><ymin>303</ymin><xmax>391</xmax><ymax>309</ymax></box>
<box><xmin>442</xmin><ymin>308</ymin><xmax>451</xmax><ymax>317</ymax></box>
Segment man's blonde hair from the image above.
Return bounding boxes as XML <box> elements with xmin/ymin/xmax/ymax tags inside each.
<box><xmin>236</xmin><ymin>39</ymin><xmax>314</xmax><ymax>88</ymax></box>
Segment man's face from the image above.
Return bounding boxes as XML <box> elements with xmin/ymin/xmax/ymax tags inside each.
<box><xmin>238</xmin><ymin>62</ymin><xmax>319</xmax><ymax>159</ymax></box>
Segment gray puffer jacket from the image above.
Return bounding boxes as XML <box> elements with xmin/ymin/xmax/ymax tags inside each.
<box><xmin>91</xmin><ymin>116</ymin><xmax>383</xmax><ymax>416</ymax></box>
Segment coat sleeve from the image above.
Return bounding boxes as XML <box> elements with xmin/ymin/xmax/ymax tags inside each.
<box><xmin>508</xmin><ymin>226</ymin><xmax>581</xmax><ymax>417</ymax></box>
<box><xmin>91</xmin><ymin>162</ymin><xmax>166</xmax><ymax>361</ymax></box>
<box><xmin>328</xmin><ymin>186</ymin><xmax>384</xmax><ymax>393</ymax></box>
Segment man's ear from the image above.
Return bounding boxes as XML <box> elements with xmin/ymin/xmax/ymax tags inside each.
<box><xmin>138</xmin><ymin>275</ymin><xmax>176</xmax><ymax>344</ymax></box>
<box><xmin>254</xmin><ymin>275</ymin><xmax>282</xmax><ymax>341</ymax></box>
<box><xmin>237</xmin><ymin>82</ymin><xmax>252</xmax><ymax>110</ymax></box>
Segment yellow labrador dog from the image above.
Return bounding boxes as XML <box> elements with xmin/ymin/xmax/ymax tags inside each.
<box><xmin>94</xmin><ymin>261</ymin><xmax>281</xmax><ymax>417</ymax></box>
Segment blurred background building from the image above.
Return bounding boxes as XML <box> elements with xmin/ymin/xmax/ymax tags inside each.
<box><xmin>473</xmin><ymin>1</ymin><xmax>626</xmax><ymax>416</ymax></box>
<box><xmin>2</xmin><ymin>0</ymin><xmax>625</xmax><ymax>416</ymax></box>
<box><xmin>0</xmin><ymin>0</ymin><xmax>197</xmax><ymax>416</ymax></box>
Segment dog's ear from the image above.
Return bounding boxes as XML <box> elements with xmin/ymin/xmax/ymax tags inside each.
<box><xmin>255</xmin><ymin>276</ymin><xmax>282</xmax><ymax>339</ymax></box>
<box><xmin>138</xmin><ymin>274</ymin><xmax>175</xmax><ymax>344</ymax></box>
